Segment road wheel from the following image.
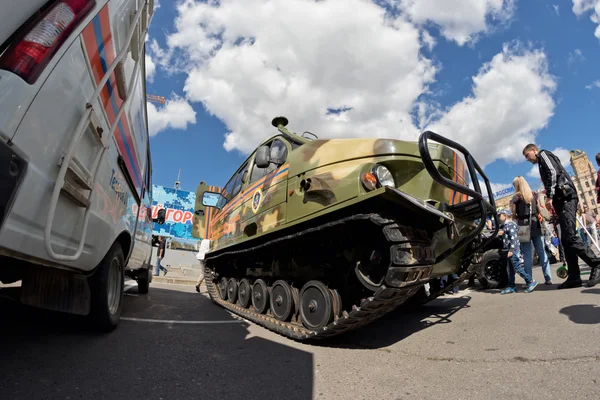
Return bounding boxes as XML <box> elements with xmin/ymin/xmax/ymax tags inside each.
<box><xmin>299</xmin><ymin>281</ymin><xmax>333</xmax><ymax>330</ymax></box>
<box><xmin>88</xmin><ymin>242</ymin><xmax>125</xmax><ymax>332</ymax></box>
<box><xmin>476</xmin><ymin>249</ymin><xmax>508</xmax><ymax>289</ymax></box>
<box><xmin>137</xmin><ymin>268</ymin><xmax>150</xmax><ymax>295</ymax></box>
<box><xmin>270</xmin><ymin>280</ymin><xmax>294</xmax><ymax>321</ymax></box>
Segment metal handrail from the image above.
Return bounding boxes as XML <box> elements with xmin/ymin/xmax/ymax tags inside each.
<box><xmin>44</xmin><ymin>0</ymin><xmax>149</xmax><ymax>261</ymax></box>
<box><xmin>417</xmin><ymin>130</ymin><xmax>499</xmax><ymax>263</ymax></box>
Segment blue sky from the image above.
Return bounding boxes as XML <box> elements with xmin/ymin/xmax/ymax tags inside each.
<box><xmin>144</xmin><ymin>0</ymin><xmax>600</xmax><ymax>197</ymax></box>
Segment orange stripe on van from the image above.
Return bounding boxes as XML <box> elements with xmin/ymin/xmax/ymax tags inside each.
<box><xmin>81</xmin><ymin>25</ymin><xmax>113</xmax><ymax>118</ymax></box>
<box><xmin>81</xmin><ymin>5</ymin><xmax>143</xmax><ymax>193</ymax></box>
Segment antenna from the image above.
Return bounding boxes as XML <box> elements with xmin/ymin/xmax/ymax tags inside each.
<box><xmin>174</xmin><ymin>169</ymin><xmax>181</xmax><ymax>190</ymax></box>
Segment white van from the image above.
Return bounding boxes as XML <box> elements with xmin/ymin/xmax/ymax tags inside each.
<box><xmin>0</xmin><ymin>0</ymin><xmax>165</xmax><ymax>331</ymax></box>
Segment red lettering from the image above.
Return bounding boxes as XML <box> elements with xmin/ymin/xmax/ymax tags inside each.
<box><xmin>166</xmin><ymin>208</ymin><xmax>174</xmax><ymax>221</ymax></box>
<box><xmin>173</xmin><ymin>210</ymin><xmax>183</xmax><ymax>222</ymax></box>
<box><xmin>152</xmin><ymin>204</ymin><xmax>164</xmax><ymax>219</ymax></box>
<box><xmin>183</xmin><ymin>211</ymin><xmax>193</xmax><ymax>224</ymax></box>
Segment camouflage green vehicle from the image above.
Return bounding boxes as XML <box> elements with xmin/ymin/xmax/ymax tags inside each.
<box><xmin>192</xmin><ymin>116</ymin><xmax>497</xmax><ymax>341</ymax></box>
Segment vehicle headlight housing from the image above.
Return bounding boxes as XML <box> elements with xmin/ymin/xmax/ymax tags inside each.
<box><xmin>361</xmin><ymin>164</ymin><xmax>396</xmax><ymax>191</ymax></box>
<box><xmin>373</xmin><ymin>164</ymin><xmax>395</xmax><ymax>188</ymax></box>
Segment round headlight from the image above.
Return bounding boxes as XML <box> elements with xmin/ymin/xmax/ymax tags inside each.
<box><xmin>374</xmin><ymin>165</ymin><xmax>395</xmax><ymax>187</ymax></box>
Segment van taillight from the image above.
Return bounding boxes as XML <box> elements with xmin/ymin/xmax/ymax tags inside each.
<box><xmin>0</xmin><ymin>0</ymin><xmax>95</xmax><ymax>84</ymax></box>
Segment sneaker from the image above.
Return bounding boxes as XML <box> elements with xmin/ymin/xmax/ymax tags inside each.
<box><xmin>545</xmin><ymin>280</ymin><xmax>553</xmax><ymax>285</ymax></box>
<box><xmin>557</xmin><ymin>279</ymin><xmax>583</xmax><ymax>289</ymax></box>
<box><xmin>501</xmin><ymin>287</ymin><xmax>516</xmax><ymax>294</ymax></box>
<box><xmin>525</xmin><ymin>280</ymin><xmax>538</xmax><ymax>293</ymax></box>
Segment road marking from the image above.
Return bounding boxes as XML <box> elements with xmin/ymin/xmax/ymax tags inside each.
<box><xmin>121</xmin><ymin>317</ymin><xmax>244</xmax><ymax>324</ymax></box>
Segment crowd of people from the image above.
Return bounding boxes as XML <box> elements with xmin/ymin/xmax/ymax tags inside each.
<box><xmin>493</xmin><ymin>145</ymin><xmax>600</xmax><ymax>293</ymax></box>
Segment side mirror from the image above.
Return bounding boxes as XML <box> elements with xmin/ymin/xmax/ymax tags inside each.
<box><xmin>202</xmin><ymin>191</ymin><xmax>223</xmax><ymax>208</ymax></box>
<box><xmin>153</xmin><ymin>208</ymin><xmax>166</xmax><ymax>224</ymax></box>
<box><xmin>255</xmin><ymin>145</ymin><xmax>270</xmax><ymax>168</ymax></box>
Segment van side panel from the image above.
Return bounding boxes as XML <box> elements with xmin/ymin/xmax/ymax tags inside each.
<box><xmin>0</xmin><ymin>0</ymin><xmax>152</xmax><ymax>272</ymax></box>
<box><xmin>82</xmin><ymin>0</ymin><xmax>151</xmax><ymax>268</ymax></box>
<box><xmin>0</xmin><ymin>35</ymin><xmax>129</xmax><ymax>271</ymax></box>
<box><xmin>81</xmin><ymin>3</ymin><xmax>145</xmax><ymax>201</ymax></box>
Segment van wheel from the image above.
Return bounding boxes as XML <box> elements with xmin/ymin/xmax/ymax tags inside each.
<box><xmin>137</xmin><ymin>268</ymin><xmax>150</xmax><ymax>295</ymax></box>
<box><xmin>88</xmin><ymin>242</ymin><xmax>125</xmax><ymax>332</ymax></box>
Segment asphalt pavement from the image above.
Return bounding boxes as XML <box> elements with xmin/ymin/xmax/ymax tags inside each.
<box><xmin>1</xmin><ymin>264</ymin><xmax>599</xmax><ymax>400</ymax></box>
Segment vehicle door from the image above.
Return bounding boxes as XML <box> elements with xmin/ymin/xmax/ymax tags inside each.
<box><xmin>204</xmin><ymin>161</ymin><xmax>249</xmax><ymax>249</ymax></box>
<box><xmin>192</xmin><ymin>182</ymin><xmax>222</xmax><ymax>241</ymax></box>
<box><xmin>239</xmin><ymin>137</ymin><xmax>290</xmax><ymax>238</ymax></box>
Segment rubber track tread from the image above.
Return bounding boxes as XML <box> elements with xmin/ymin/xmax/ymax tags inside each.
<box><xmin>204</xmin><ymin>213</ymin><xmax>427</xmax><ymax>341</ymax></box>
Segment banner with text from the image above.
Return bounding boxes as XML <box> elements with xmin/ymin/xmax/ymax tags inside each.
<box><xmin>483</xmin><ymin>185</ymin><xmax>515</xmax><ymax>201</ymax></box>
<box><xmin>151</xmin><ymin>185</ymin><xmax>199</xmax><ymax>241</ymax></box>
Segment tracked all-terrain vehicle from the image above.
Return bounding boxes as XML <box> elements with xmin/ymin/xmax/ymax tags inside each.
<box><xmin>192</xmin><ymin>117</ymin><xmax>498</xmax><ymax>341</ymax></box>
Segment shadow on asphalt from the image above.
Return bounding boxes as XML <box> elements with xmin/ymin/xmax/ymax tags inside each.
<box><xmin>582</xmin><ymin>288</ymin><xmax>600</xmax><ymax>295</ymax></box>
<box><xmin>0</xmin><ymin>286</ymin><xmax>314</xmax><ymax>400</ymax></box>
<box><xmin>559</xmin><ymin>304</ymin><xmax>600</xmax><ymax>324</ymax></box>
<box><xmin>314</xmin><ymin>295</ymin><xmax>472</xmax><ymax>349</ymax></box>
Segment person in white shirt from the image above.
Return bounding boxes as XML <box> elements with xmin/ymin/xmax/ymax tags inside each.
<box><xmin>195</xmin><ymin>238</ymin><xmax>211</xmax><ymax>293</ymax></box>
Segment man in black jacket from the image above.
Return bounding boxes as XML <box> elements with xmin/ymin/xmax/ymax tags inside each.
<box><xmin>523</xmin><ymin>144</ymin><xmax>600</xmax><ymax>288</ymax></box>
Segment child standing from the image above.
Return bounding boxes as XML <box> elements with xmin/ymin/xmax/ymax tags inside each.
<box><xmin>498</xmin><ymin>208</ymin><xmax>538</xmax><ymax>294</ymax></box>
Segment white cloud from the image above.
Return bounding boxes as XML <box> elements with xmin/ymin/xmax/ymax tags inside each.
<box><xmin>421</xmin><ymin>30</ymin><xmax>436</xmax><ymax>51</ymax></box>
<box><xmin>158</xmin><ymin>1</ymin><xmax>555</xmax><ymax>169</ymax></box>
<box><xmin>396</xmin><ymin>0</ymin><xmax>516</xmax><ymax>46</ymax></box>
<box><xmin>527</xmin><ymin>147</ymin><xmax>572</xmax><ymax>178</ymax></box>
<box><xmin>147</xmin><ymin>96</ymin><xmax>197</xmax><ymax>137</ymax></box>
<box><xmin>572</xmin><ymin>0</ymin><xmax>600</xmax><ymax>39</ymax></box>
<box><xmin>167</xmin><ymin>0</ymin><xmax>436</xmax><ymax>154</ymax></box>
<box><xmin>585</xmin><ymin>80</ymin><xmax>600</xmax><ymax>89</ymax></box>
<box><xmin>553</xmin><ymin>4</ymin><xmax>560</xmax><ymax>15</ymax></box>
<box><xmin>425</xmin><ymin>42</ymin><xmax>557</xmax><ymax>166</ymax></box>
<box><xmin>145</xmin><ymin>54</ymin><xmax>156</xmax><ymax>83</ymax></box>
<box><xmin>568</xmin><ymin>48</ymin><xmax>585</xmax><ymax>66</ymax></box>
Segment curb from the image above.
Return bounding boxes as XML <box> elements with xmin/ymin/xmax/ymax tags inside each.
<box><xmin>152</xmin><ymin>276</ymin><xmax>197</xmax><ymax>286</ymax></box>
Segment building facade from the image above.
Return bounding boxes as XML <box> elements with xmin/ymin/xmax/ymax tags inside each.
<box><xmin>569</xmin><ymin>150</ymin><xmax>599</xmax><ymax>216</ymax></box>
